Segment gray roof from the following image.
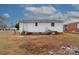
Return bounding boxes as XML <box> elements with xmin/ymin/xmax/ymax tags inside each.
<box><xmin>19</xmin><ymin>19</ymin><xmax>64</xmax><ymax>23</ymax></box>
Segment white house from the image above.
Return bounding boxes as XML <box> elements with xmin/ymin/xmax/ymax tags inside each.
<box><xmin>19</xmin><ymin>19</ymin><xmax>64</xmax><ymax>33</ymax></box>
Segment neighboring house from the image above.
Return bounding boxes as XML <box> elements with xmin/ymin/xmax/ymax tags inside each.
<box><xmin>64</xmin><ymin>22</ymin><xmax>79</xmax><ymax>33</ymax></box>
<box><xmin>19</xmin><ymin>19</ymin><xmax>64</xmax><ymax>34</ymax></box>
<box><xmin>10</xmin><ymin>25</ymin><xmax>17</xmax><ymax>30</ymax></box>
<box><xmin>6</xmin><ymin>25</ymin><xmax>17</xmax><ymax>31</ymax></box>
<box><xmin>64</xmin><ymin>17</ymin><xmax>79</xmax><ymax>33</ymax></box>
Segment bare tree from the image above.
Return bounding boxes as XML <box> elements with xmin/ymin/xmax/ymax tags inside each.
<box><xmin>0</xmin><ymin>14</ymin><xmax>10</xmax><ymax>30</ymax></box>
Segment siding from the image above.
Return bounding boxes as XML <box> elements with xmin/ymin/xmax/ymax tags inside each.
<box><xmin>19</xmin><ymin>23</ymin><xmax>63</xmax><ymax>32</ymax></box>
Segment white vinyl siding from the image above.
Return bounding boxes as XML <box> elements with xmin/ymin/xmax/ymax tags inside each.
<box><xmin>19</xmin><ymin>22</ymin><xmax>63</xmax><ymax>32</ymax></box>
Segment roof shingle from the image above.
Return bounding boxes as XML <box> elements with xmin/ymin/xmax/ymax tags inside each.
<box><xmin>19</xmin><ymin>19</ymin><xmax>64</xmax><ymax>23</ymax></box>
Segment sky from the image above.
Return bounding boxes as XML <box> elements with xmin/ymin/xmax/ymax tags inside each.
<box><xmin>0</xmin><ymin>4</ymin><xmax>79</xmax><ymax>26</ymax></box>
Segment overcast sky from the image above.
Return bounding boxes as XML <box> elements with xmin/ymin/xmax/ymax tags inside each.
<box><xmin>0</xmin><ymin>4</ymin><xmax>79</xmax><ymax>26</ymax></box>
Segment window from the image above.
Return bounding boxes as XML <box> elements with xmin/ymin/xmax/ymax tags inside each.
<box><xmin>35</xmin><ymin>22</ymin><xmax>38</xmax><ymax>26</ymax></box>
<box><xmin>51</xmin><ymin>23</ymin><xmax>54</xmax><ymax>27</ymax></box>
<box><xmin>77</xmin><ymin>23</ymin><xmax>79</xmax><ymax>29</ymax></box>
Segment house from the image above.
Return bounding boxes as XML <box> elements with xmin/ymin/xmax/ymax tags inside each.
<box><xmin>64</xmin><ymin>18</ymin><xmax>79</xmax><ymax>33</ymax></box>
<box><xmin>64</xmin><ymin>22</ymin><xmax>79</xmax><ymax>33</ymax></box>
<box><xmin>19</xmin><ymin>19</ymin><xmax>64</xmax><ymax>34</ymax></box>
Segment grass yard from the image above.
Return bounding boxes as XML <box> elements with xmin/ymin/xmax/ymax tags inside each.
<box><xmin>0</xmin><ymin>31</ymin><xmax>79</xmax><ymax>54</ymax></box>
<box><xmin>64</xmin><ymin>33</ymin><xmax>79</xmax><ymax>40</ymax></box>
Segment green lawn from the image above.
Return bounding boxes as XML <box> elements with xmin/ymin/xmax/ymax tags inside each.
<box><xmin>64</xmin><ymin>33</ymin><xmax>79</xmax><ymax>40</ymax></box>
